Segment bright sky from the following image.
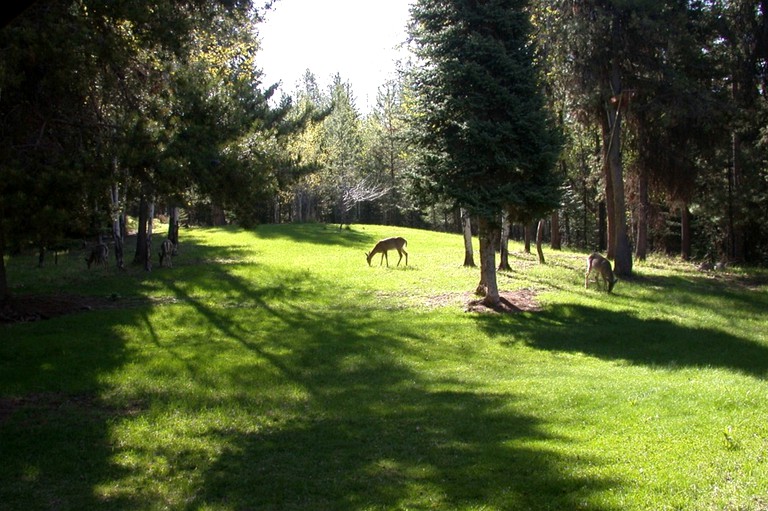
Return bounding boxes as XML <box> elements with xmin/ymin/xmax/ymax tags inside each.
<box><xmin>257</xmin><ymin>0</ymin><xmax>414</xmax><ymax>112</ymax></box>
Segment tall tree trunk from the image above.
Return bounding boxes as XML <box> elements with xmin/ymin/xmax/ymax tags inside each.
<box><xmin>550</xmin><ymin>210</ymin><xmax>561</xmax><ymax>250</ymax></box>
<box><xmin>728</xmin><ymin>132</ymin><xmax>745</xmax><ymax>262</ymax></box>
<box><xmin>603</xmin><ymin>149</ymin><xmax>616</xmax><ymax>258</ymax></box>
<box><xmin>598</xmin><ymin>201</ymin><xmax>607</xmax><ymax>252</ymax></box>
<box><xmin>0</xmin><ymin>217</ymin><xmax>9</xmax><ymax>302</ymax></box>
<box><xmin>111</xmin><ymin>182</ymin><xmax>124</xmax><ymax>269</ymax></box>
<box><xmin>635</xmin><ymin>166</ymin><xmax>649</xmax><ymax>261</ymax></box>
<box><xmin>536</xmin><ymin>219</ymin><xmax>546</xmax><ymax>264</ymax></box>
<box><xmin>498</xmin><ymin>212</ymin><xmax>511</xmax><ymax>271</ymax></box>
<box><xmin>145</xmin><ymin>200</ymin><xmax>154</xmax><ymax>272</ymax></box>
<box><xmin>604</xmin><ymin>52</ymin><xmax>633</xmax><ymax>277</ymax></box>
<box><xmin>212</xmin><ymin>205</ymin><xmax>226</xmax><ymax>226</ymax></box>
<box><xmin>461</xmin><ymin>208</ymin><xmax>476</xmax><ymax>267</ymax></box>
<box><xmin>681</xmin><ymin>202</ymin><xmax>692</xmax><ymax>261</ymax></box>
<box><xmin>37</xmin><ymin>243</ymin><xmax>46</xmax><ymax>268</ymax></box>
<box><xmin>168</xmin><ymin>206</ymin><xmax>180</xmax><ymax>252</ymax></box>
<box><xmin>134</xmin><ymin>195</ymin><xmax>148</xmax><ymax>265</ymax></box>
<box><xmin>523</xmin><ymin>223</ymin><xmax>532</xmax><ymax>254</ymax></box>
<box><xmin>476</xmin><ymin>217</ymin><xmax>500</xmax><ymax>307</ymax></box>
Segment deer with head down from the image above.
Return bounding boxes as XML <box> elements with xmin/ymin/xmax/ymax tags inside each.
<box><xmin>366</xmin><ymin>237</ymin><xmax>408</xmax><ymax>267</ymax></box>
<box><xmin>85</xmin><ymin>243</ymin><xmax>109</xmax><ymax>269</ymax></box>
<box><xmin>585</xmin><ymin>252</ymin><xmax>617</xmax><ymax>292</ymax></box>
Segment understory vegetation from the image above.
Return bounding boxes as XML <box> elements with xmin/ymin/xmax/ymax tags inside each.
<box><xmin>1</xmin><ymin>224</ymin><xmax>767</xmax><ymax>510</ymax></box>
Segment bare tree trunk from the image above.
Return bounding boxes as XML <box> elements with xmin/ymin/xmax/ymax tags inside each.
<box><xmin>168</xmin><ymin>206</ymin><xmax>180</xmax><ymax>253</ymax></box>
<box><xmin>598</xmin><ymin>201</ymin><xmax>607</xmax><ymax>252</ymax></box>
<box><xmin>523</xmin><ymin>223</ymin><xmax>532</xmax><ymax>254</ymax></box>
<box><xmin>461</xmin><ymin>208</ymin><xmax>476</xmax><ymax>267</ymax></box>
<box><xmin>476</xmin><ymin>217</ymin><xmax>500</xmax><ymax>307</ymax></box>
<box><xmin>110</xmin><ymin>182</ymin><xmax>125</xmax><ymax>269</ymax></box>
<box><xmin>37</xmin><ymin>243</ymin><xmax>46</xmax><ymax>268</ymax></box>
<box><xmin>0</xmin><ymin>218</ymin><xmax>9</xmax><ymax>302</ymax></box>
<box><xmin>536</xmin><ymin>219</ymin><xmax>546</xmax><ymax>264</ymax></box>
<box><xmin>551</xmin><ymin>210</ymin><xmax>561</xmax><ymax>250</ymax></box>
<box><xmin>498</xmin><ymin>212</ymin><xmax>511</xmax><ymax>271</ymax></box>
<box><xmin>604</xmin><ymin>54</ymin><xmax>633</xmax><ymax>277</ymax></box>
<box><xmin>145</xmin><ymin>201</ymin><xmax>154</xmax><ymax>272</ymax></box>
<box><xmin>134</xmin><ymin>195</ymin><xmax>148</xmax><ymax>265</ymax></box>
<box><xmin>212</xmin><ymin>205</ymin><xmax>226</xmax><ymax>226</ymax></box>
<box><xmin>635</xmin><ymin>166</ymin><xmax>649</xmax><ymax>261</ymax></box>
<box><xmin>603</xmin><ymin>154</ymin><xmax>615</xmax><ymax>258</ymax></box>
<box><xmin>681</xmin><ymin>203</ymin><xmax>692</xmax><ymax>261</ymax></box>
<box><xmin>728</xmin><ymin>131</ymin><xmax>745</xmax><ymax>262</ymax></box>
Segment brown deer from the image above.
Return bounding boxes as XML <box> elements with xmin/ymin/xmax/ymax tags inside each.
<box><xmin>159</xmin><ymin>238</ymin><xmax>174</xmax><ymax>268</ymax></box>
<box><xmin>366</xmin><ymin>237</ymin><xmax>408</xmax><ymax>267</ymax></box>
<box><xmin>85</xmin><ymin>243</ymin><xmax>109</xmax><ymax>269</ymax></box>
<box><xmin>585</xmin><ymin>252</ymin><xmax>617</xmax><ymax>292</ymax></box>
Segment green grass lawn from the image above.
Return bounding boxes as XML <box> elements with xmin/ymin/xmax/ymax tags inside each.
<box><xmin>1</xmin><ymin>223</ymin><xmax>767</xmax><ymax>510</ymax></box>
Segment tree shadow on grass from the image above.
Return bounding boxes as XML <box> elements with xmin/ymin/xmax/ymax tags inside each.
<box><xmin>475</xmin><ymin>304</ymin><xmax>768</xmax><ymax>379</ymax></box>
<box><xmin>0</xmin><ymin>313</ymin><xmax>137</xmax><ymax>510</ymax></box>
<box><xmin>190</xmin><ymin>389</ymin><xmax>617</xmax><ymax>511</ymax></box>
<box><xmin>137</xmin><ymin>265</ymin><xmax>620</xmax><ymax>510</ymax></box>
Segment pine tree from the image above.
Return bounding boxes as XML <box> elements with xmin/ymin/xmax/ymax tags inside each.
<box><xmin>408</xmin><ymin>0</ymin><xmax>562</xmax><ymax>307</ymax></box>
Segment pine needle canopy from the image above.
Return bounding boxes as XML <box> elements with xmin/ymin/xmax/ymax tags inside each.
<box><xmin>409</xmin><ymin>0</ymin><xmax>562</xmax><ymax>220</ymax></box>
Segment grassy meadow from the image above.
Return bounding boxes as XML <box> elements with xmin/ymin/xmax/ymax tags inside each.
<box><xmin>1</xmin><ymin>223</ymin><xmax>767</xmax><ymax>510</ymax></box>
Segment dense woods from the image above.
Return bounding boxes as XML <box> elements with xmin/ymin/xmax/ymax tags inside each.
<box><xmin>1</xmin><ymin>0</ymin><xmax>768</xmax><ymax>300</ymax></box>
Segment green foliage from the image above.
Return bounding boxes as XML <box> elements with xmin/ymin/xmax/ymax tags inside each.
<box><xmin>407</xmin><ymin>0</ymin><xmax>563</xmax><ymax>221</ymax></box>
<box><xmin>1</xmin><ymin>224</ymin><xmax>768</xmax><ymax>510</ymax></box>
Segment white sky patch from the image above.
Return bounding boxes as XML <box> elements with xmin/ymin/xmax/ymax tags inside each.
<box><xmin>257</xmin><ymin>0</ymin><xmax>413</xmax><ymax>112</ymax></box>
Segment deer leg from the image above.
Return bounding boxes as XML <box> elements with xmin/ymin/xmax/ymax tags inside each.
<box><xmin>402</xmin><ymin>248</ymin><xmax>408</xmax><ymax>266</ymax></box>
<box><xmin>396</xmin><ymin>249</ymin><xmax>403</xmax><ymax>266</ymax></box>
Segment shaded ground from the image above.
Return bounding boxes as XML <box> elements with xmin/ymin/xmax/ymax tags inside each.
<box><xmin>0</xmin><ymin>294</ymin><xmax>138</xmax><ymax>324</ymax></box>
<box><xmin>2</xmin><ymin>288</ymin><xmax>543</xmax><ymax>325</ymax></box>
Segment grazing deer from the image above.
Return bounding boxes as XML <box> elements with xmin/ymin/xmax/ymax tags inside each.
<box><xmin>159</xmin><ymin>238</ymin><xmax>174</xmax><ymax>268</ymax></box>
<box><xmin>585</xmin><ymin>252</ymin><xmax>617</xmax><ymax>292</ymax></box>
<box><xmin>366</xmin><ymin>237</ymin><xmax>408</xmax><ymax>267</ymax></box>
<box><xmin>85</xmin><ymin>243</ymin><xmax>109</xmax><ymax>269</ymax></box>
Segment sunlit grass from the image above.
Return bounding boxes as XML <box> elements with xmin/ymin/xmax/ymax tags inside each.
<box><xmin>1</xmin><ymin>223</ymin><xmax>767</xmax><ymax>510</ymax></box>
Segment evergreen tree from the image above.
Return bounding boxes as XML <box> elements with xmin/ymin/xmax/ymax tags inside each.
<box><xmin>408</xmin><ymin>0</ymin><xmax>562</xmax><ymax>307</ymax></box>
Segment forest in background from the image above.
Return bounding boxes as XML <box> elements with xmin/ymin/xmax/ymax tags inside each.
<box><xmin>1</xmin><ymin>0</ymin><xmax>767</xmax><ymax>300</ymax></box>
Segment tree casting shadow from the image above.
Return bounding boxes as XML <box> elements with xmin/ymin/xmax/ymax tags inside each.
<box><xmin>477</xmin><ymin>303</ymin><xmax>768</xmax><ymax>378</ymax></box>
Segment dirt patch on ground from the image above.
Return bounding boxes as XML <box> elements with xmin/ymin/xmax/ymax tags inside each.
<box><xmin>464</xmin><ymin>288</ymin><xmax>542</xmax><ymax>314</ymax></box>
<box><xmin>426</xmin><ymin>288</ymin><xmax>543</xmax><ymax>314</ymax></box>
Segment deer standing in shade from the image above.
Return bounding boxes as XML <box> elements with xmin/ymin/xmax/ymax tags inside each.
<box><xmin>366</xmin><ymin>237</ymin><xmax>408</xmax><ymax>267</ymax></box>
<box><xmin>85</xmin><ymin>243</ymin><xmax>109</xmax><ymax>269</ymax></box>
<box><xmin>159</xmin><ymin>239</ymin><xmax>174</xmax><ymax>267</ymax></box>
<box><xmin>585</xmin><ymin>252</ymin><xmax>618</xmax><ymax>292</ymax></box>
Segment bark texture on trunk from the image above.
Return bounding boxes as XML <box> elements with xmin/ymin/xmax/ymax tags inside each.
<box><xmin>498</xmin><ymin>213</ymin><xmax>511</xmax><ymax>271</ymax></box>
<box><xmin>635</xmin><ymin>167</ymin><xmax>648</xmax><ymax>261</ymax></box>
<box><xmin>603</xmin><ymin>54</ymin><xmax>633</xmax><ymax>277</ymax></box>
<box><xmin>681</xmin><ymin>203</ymin><xmax>692</xmax><ymax>261</ymax></box>
<box><xmin>461</xmin><ymin>208</ymin><xmax>476</xmax><ymax>267</ymax></box>
<box><xmin>523</xmin><ymin>223</ymin><xmax>532</xmax><ymax>254</ymax></box>
<box><xmin>550</xmin><ymin>210</ymin><xmax>561</xmax><ymax>250</ymax></box>
<box><xmin>134</xmin><ymin>195</ymin><xmax>148</xmax><ymax>265</ymax></box>
<box><xmin>536</xmin><ymin>219</ymin><xmax>546</xmax><ymax>264</ymax></box>
<box><xmin>477</xmin><ymin>217</ymin><xmax>500</xmax><ymax>307</ymax></box>
<box><xmin>0</xmin><ymin>219</ymin><xmax>8</xmax><ymax>302</ymax></box>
